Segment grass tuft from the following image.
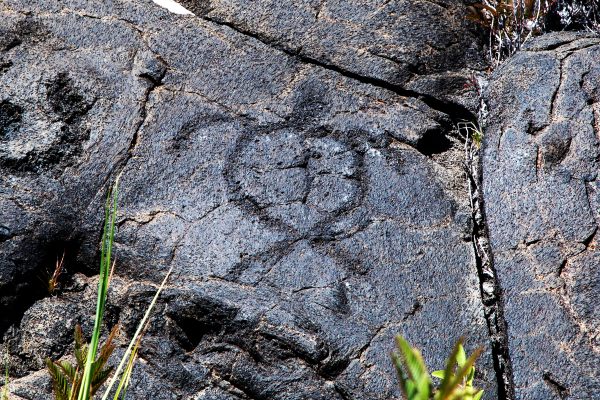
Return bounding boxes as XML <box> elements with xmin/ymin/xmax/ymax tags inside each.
<box><xmin>76</xmin><ymin>182</ymin><xmax>119</xmax><ymax>400</ymax></box>
<box><xmin>46</xmin><ymin>179</ymin><xmax>173</xmax><ymax>399</ymax></box>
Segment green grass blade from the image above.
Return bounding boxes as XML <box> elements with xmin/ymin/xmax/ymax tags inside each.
<box><xmin>78</xmin><ymin>182</ymin><xmax>118</xmax><ymax>400</ymax></box>
<box><xmin>100</xmin><ymin>265</ymin><xmax>173</xmax><ymax>400</ymax></box>
<box><xmin>442</xmin><ymin>347</ymin><xmax>483</xmax><ymax>400</ymax></box>
<box><xmin>112</xmin><ymin>337</ymin><xmax>140</xmax><ymax>400</ymax></box>
<box><xmin>437</xmin><ymin>338</ymin><xmax>463</xmax><ymax>396</ymax></box>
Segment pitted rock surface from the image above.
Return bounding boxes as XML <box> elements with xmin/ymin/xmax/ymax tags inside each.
<box><xmin>0</xmin><ymin>0</ymin><xmax>496</xmax><ymax>399</ymax></box>
<box><xmin>482</xmin><ymin>32</ymin><xmax>600</xmax><ymax>400</ymax></box>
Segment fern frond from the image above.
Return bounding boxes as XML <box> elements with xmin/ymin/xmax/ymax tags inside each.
<box><xmin>46</xmin><ymin>359</ymin><xmax>72</xmax><ymax>400</ymax></box>
<box><xmin>56</xmin><ymin>361</ymin><xmax>77</xmax><ymax>383</ymax></box>
<box><xmin>91</xmin><ymin>366</ymin><xmax>114</xmax><ymax>396</ymax></box>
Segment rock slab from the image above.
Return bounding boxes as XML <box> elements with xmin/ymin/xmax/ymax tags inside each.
<box><xmin>0</xmin><ymin>0</ymin><xmax>496</xmax><ymax>399</ymax></box>
<box><xmin>483</xmin><ymin>32</ymin><xmax>600</xmax><ymax>400</ymax></box>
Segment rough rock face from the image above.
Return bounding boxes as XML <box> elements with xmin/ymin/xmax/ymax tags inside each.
<box><xmin>177</xmin><ymin>0</ymin><xmax>486</xmax><ymax>103</ymax></box>
<box><xmin>0</xmin><ymin>0</ymin><xmax>496</xmax><ymax>399</ymax></box>
<box><xmin>482</xmin><ymin>32</ymin><xmax>600</xmax><ymax>399</ymax></box>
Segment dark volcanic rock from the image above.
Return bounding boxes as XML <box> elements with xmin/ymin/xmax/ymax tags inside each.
<box><xmin>482</xmin><ymin>32</ymin><xmax>600</xmax><ymax>400</ymax></box>
<box><xmin>0</xmin><ymin>0</ymin><xmax>496</xmax><ymax>399</ymax></box>
<box><xmin>178</xmin><ymin>0</ymin><xmax>488</xmax><ymax>114</ymax></box>
<box><xmin>178</xmin><ymin>0</ymin><xmax>486</xmax><ymax>92</ymax></box>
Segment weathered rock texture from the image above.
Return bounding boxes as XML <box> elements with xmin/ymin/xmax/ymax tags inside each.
<box><xmin>483</xmin><ymin>32</ymin><xmax>600</xmax><ymax>399</ymax></box>
<box><xmin>4</xmin><ymin>0</ymin><xmax>585</xmax><ymax>399</ymax></box>
<box><xmin>177</xmin><ymin>0</ymin><xmax>486</xmax><ymax>104</ymax></box>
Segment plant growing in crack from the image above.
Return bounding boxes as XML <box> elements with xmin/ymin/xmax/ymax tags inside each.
<box><xmin>458</xmin><ymin>121</ymin><xmax>484</xmax><ymax>149</ymax></box>
<box><xmin>45</xmin><ymin>180</ymin><xmax>173</xmax><ymax>400</ymax></box>
<box><xmin>392</xmin><ymin>336</ymin><xmax>484</xmax><ymax>400</ymax></box>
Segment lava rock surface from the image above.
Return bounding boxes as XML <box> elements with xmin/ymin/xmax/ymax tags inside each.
<box><xmin>8</xmin><ymin>0</ymin><xmax>596</xmax><ymax>400</ymax></box>
<box><xmin>482</xmin><ymin>32</ymin><xmax>600</xmax><ymax>400</ymax></box>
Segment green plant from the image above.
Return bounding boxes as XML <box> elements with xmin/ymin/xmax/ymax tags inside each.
<box><xmin>431</xmin><ymin>341</ymin><xmax>484</xmax><ymax>400</ymax></box>
<box><xmin>392</xmin><ymin>336</ymin><xmax>431</xmax><ymax>400</ymax></box>
<box><xmin>46</xmin><ymin>181</ymin><xmax>173</xmax><ymax>400</ymax></box>
<box><xmin>392</xmin><ymin>336</ymin><xmax>484</xmax><ymax>400</ymax></box>
<box><xmin>46</xmin><ymin>325</ymin><xmax>118</xmax><ymax>400</ymax></box>
<box><xmin>77</xmin><ymin>182</ymin><xmax>119</xmax><ymax>400</ymax></box>
<box><xmin>457</xmin><ymin>121</ymin><xmax>484</xmax><ymax>148</ymax></box>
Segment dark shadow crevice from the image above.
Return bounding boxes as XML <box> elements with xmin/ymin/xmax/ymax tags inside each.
<box><xmin>0</xmin><ymin>237</ymin><xmax>84</xmax><ymax>339</ymax></box>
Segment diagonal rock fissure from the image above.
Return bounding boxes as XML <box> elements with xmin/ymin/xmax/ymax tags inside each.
<box><xmin>543</xmin><ymin>371</ymin><xmax>570</xmax><ymax>399</ymax></box>
<box><xmin>465</xmin><ymin>133</ymin><xmax>515</xmax><ymax>400</ymax></box>
<box><xmin>197</xmin><ymin>15</ymin><xmax>476</xmax><ymax>126</ymax></box>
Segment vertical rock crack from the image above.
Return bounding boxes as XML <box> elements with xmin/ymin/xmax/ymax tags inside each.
<box><xmin>465</xmin><ymin>125</ymin><xmax>515</xmax><ymax>400</ymax></box>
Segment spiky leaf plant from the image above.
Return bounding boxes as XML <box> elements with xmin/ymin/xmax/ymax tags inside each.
<box><xmin>46</xmin><ymin>325</ymin><xmax>118</xmax><ymax>400</ymax></box>
<box><xmin>432</xmin><ymin>340</ymin><xmax>484</xmax><ymax>400</ymax></box>
<box><xmin>392</xmin><ymin>336</ymin><xmax>484</xmax><ymax>400</ymax></box>
<box><xmin>392</xmin><ymin>336</ymin><xmax>431</xmax><ymax>400</ymax></box>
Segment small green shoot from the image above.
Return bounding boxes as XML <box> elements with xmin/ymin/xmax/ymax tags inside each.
<box><xmin>432</xmin><ymin>339</ymin><xmax>483</xmax><ymax>400</ymax></box>
<box><xmin>457</xmin><ymin>121</ymin><xmax>484</xmax><ymax>148</ymax></box>
<box><xmin>76</xmin><ymin>182</ymin><xmax>118</xmax><ymax>400</ymax></box>
<box><xmin>392</xmin><ymin>336</ymin><xmax>484</xmax><ymax>400</ymax></box>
